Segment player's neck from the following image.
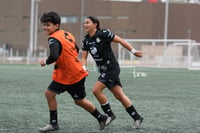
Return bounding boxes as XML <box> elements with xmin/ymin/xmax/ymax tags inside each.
<box><xmin>88</xmin><ymin>28</ymin><xmax>97</xmax><ymax>37</ymax></box>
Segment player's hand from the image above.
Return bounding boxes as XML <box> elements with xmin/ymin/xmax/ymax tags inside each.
<box><xmin>82</xmin><ymin>65</ymin><xmax>89</xmax><ymax>72</ymax></box>
<box><xmin>40</xmin><ymin>59</ymin><xmax>46</xmax><ymax>67</ymax></box>
<box><xmin>134</xmin><ymin>51</ymin><xmax>143</xmax><ymax>57</ymax></box>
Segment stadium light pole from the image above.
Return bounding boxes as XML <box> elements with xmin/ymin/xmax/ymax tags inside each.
<box><xmin>164</xmin><ymin>0</ymin><xmax>169</xmax><ymax>48</ymax></box>
<box><xmin>28</xmin><ymin>0</ymin><xmax>41</xmax><ymax>64</ymax></box>
<box><xmin>34</xmin><ymin>0</ymin><xmax>40</xmax><ymax>57</ymax></box>
<box><xmin>28</xmin><ymin>0</ymin><xmax>35</xmax><ymax>64</ymax></box>
<box><xmin>80</xmin><ymin>0</ymin><xmax>85</xmax><ymax>45</ymax></box>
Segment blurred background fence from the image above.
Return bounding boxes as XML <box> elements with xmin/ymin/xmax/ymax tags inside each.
<box><xmin>1</xmin><ymin>39</ymin><xmax>199</xmax><ymax>70</ymax></box>
<box><xmin>0</xmin><ymin>46</ymin><xmax>47</xmax><ymax>64</ymax></box>
<box><xmin>118</xmin><ymin>39</ymin><xmax>200</xmax><ymax>70</ymax></box>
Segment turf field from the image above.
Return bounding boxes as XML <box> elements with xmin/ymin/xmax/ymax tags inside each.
<box><xmin>0</xmin><ymin>64</ymin><xmax>200</xmax><ymax>133</ymax></box>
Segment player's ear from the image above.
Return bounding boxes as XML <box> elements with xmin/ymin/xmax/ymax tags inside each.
<box><xmin>92</xmin><ymin>23</ymin><xmax>97</xmax><ymax>29</ymax></box>
<box><xmin>55</xmin><ymin>24</ymin><xmax>60</xmax><ymax>29</ymax></box>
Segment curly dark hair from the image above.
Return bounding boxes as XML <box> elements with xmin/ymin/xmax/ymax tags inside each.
<box><xmin>40</xmin><ymin>11</ymin><xmax>61</xmax><ymax>25</ymax></box>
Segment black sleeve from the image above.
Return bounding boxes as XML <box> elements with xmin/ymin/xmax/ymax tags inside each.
<box><xmin>46</xmin><ymin>38</ymin><xmax>61</xmax><ymax>65</ymax></box>
<box><xmin>100</xmin><ymin>29</ymin><xmax>115</xmax><ymax>42</ymax></box>
<box><xmin>82</xmin><ymin>39</ymin><xmax>88</xmax><ymax>51</ymax></box>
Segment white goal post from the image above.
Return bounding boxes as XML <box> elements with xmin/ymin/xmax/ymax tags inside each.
<box><xmin>118</xmin><ymin>39</ymin><xmax>200</xmax><ymax>70</ymax></box>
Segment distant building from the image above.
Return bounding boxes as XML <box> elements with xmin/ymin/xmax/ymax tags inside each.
<box><xmin>0</xmin><ymin>0</ymin><xmax>200</xmax><ymax>54</ymax></box>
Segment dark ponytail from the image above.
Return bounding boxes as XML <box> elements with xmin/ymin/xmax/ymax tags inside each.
<box><xmin>86</xmin><ymin>16</ymin><xmax>101</xmax><ymax>30</ymax></box>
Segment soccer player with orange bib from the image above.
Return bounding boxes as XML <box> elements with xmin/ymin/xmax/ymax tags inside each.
<box><xmin>38</xmin><ymin>12</ymin><xmax>111</xmax><ymax>133</ymax></box>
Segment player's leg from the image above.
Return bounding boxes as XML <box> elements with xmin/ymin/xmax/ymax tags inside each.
<box><xmin>92</xmin><ymin>81</ymin><xmax>107</xmax><ymax>103</ymax></box>
<box><xmin>39</xmin><ymin>90</ymin><xmax>59</xmax><ymax>132</ymax></box>
<box><xmin>67</xmin><ymin>78</ymin><xmax>111</xmax><ymax>130</ymax></box>
<box><xmin>45</xmin><ymin>90</ymin><xmax>58</xmax><ymax>125</ymax></box>
<box><xmin>92</xmin><ymin>81</ymin><xmax>116</xmax><ymax>122</ymax></box>
<box><xmin>110</xmin><ymin>85</ymin><xmax>132</xmax><ymax>107</ymax></box>
<box><xmin>39</xmin><ymin>81</ymin><xmax>64</xmax><ymax>133</ymax></box>
<box><xmin>110</xmin><ymin>85</ymin><xmax>143</xmax><ymax>129</ymax></box>
<box><xmin>74</xmin><ymin>98</ymin><xmax>111</xmax><ymax>130</ymax></box>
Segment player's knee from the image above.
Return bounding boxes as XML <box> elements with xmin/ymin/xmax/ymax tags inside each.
<box><xmin>113</xmin><ymin>92</ymin><xmax>125</xmax><ymax>101</ymax></box>
<box><xmin>44</xmin><ymin>90</ymin><xmax>49</xmax><ymax>97</ymax></box>
<box><xmin>92</xmin><ymin>88</ymin><xmax>98</xmax><ymax>96</ymax></box>
<box><xmin>92</xmin><ymin>88</ymin><xmax>101</xmax><ymax>97</ymax></box>
<box><xmin>45</xmin><ymin>90</ymin><xmax>54</xmax><ymax>99</ymax></box>
<box><xmin>113</xmin><ymin>93</ymin><xmax>121</xmax><ymax>100</ymax></box>
<box><xmin>74</xmin><ymin>99</ymin><xmax>82</xmax><ymax>106</ymax></box>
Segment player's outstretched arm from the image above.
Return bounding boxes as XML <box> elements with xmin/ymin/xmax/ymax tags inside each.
<box><xmin>133</xmin><ymin>50</ymin><xmax>143</xmax><ymax>57</ymax></box>
<box><xmin>113</xmin><ymin>35</ymin><xmax>143</xmax><ymax>57</ymax></box>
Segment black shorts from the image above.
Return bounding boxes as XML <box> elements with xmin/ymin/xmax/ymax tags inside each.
<box><xmin>48</xmin><ymin>78</ymin><xmax>86</xmax><ymax>100</ymax></box>
<box><xmin>98</xmin><ymin>66</ymin><xmax>122</xmax><ymax>89</ymax></box>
